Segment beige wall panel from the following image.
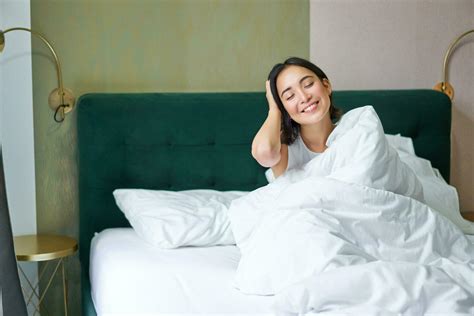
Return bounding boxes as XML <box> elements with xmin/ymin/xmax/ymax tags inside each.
<box><xmin>310</xmin><ymin>0</ymin><xmax>473</xmax><ymax>212</ymax></box>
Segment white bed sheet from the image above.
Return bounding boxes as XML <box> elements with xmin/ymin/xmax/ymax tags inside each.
<box><xmin>90</xmin><ymin>228</ymin><xmax>274</xmax><ymax>316</ymax></box>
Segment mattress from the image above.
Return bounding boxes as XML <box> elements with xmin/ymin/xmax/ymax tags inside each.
<box><xmin>90</xmin><ymin>228</ymin><xmax>275</xmax><ymax>315</ymax></box>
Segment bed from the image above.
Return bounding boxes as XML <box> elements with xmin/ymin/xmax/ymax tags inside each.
<box><xmin>78</xmin><ymin>90</ymin><xmax>470</xmax><ymax>315</ymax></box>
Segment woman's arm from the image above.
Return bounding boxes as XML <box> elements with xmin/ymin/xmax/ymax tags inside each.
<box><xmin>251</xmin><ymin>81</ymin><xmax>288</xmax><ymax>175</ymax></box>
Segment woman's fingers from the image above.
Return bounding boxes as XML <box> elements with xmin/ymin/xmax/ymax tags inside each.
<box><xmin>265</xmin><ymin>80</ymin><xmax>280</xmax><ymax>112</ymax></box>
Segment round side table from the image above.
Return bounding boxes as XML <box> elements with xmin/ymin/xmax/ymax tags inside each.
<box><xmin>14</xmin><ymin>234</ymin><xmax>78</xmax><ymax>316</ymax></box>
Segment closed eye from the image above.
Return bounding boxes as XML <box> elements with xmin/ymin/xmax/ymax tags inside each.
<box><xmin>304</xmin><ymin>82</ymin><xmax>314</xmax><ymax>88</ymax></box>
<box><xmin>286</xmin><ymin>94</ymin><xmax>294</xmax><ymax>101</ymax></box>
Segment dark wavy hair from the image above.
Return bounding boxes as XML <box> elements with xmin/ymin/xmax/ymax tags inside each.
<box><xmin>268</xmin><ymin>57</ymin><xmax>342</xmax><ymax>145</ymax></box>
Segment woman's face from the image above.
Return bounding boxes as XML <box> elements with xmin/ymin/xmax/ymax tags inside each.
<box><xmin>276</xmin><ymin>65</ymin><xmax>332</xmax><ymax>126</ymax></box>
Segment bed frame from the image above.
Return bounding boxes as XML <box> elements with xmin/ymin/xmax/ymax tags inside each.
<box><xmin>77</xmin><ymin>90</ymin><xmax>451</xmax><ymax>315</ymax></box>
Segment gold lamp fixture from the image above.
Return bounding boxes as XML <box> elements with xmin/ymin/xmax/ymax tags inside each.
<box><xmin>0</xmin><ymin>27</ymin><xmax>75</xmax><ymax>122</ymax></box>
<box><xmin>433</xmin><ymin>29</ymin><xmax>474</xmax><ymax>100</ymax></box>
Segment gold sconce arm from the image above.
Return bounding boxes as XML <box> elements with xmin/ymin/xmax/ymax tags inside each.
<box><xmin>434</xmin><ymin>29</ymin><xmax>474</xmax><ymax>100</ymax></box>
<box><xmin>0</xmin><ymin>27</ymin><xmax>75</xmax><ymax>122</ymax></box>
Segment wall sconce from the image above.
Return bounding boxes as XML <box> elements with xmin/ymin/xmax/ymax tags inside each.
<box><xmin>433</xmin><ymin>29</ymin><xmax>474</xmax><ymax>100</ymax></box>
<box><xmin>0</xmin><ymin>27</ymin><xmax>75</xmax><ymax>123</ymax></box>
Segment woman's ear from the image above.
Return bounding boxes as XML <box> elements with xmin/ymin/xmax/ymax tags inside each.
<box><xmin>322</xmin><ymin>78</ymin><xmax>332</xmax><ymax>95</ymax></box>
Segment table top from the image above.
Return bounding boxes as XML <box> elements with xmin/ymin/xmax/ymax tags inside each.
<box><xmin>14</xmin><ymin>234</ymin><xmax>78</xmax><ymax>262</ymax></box>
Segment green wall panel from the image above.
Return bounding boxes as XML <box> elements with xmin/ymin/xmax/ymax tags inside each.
<box><xmin>31</xmin><ymin>0</ymin><xmax>308</xmax><ymax>314</ymax></box>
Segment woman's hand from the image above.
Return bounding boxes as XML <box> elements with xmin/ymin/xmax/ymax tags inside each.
<box><xmin>266</xmin><ymin>80</ymin><xmax>280</xmax><ymax>114</ymax></box>
<box><xmin>251</xmin><ymin>81</ymin><xmax>283</xmax><ymax>168</ymax></box>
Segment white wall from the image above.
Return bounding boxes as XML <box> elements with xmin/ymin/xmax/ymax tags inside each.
<box><xmin>1</xmin><ymin>0</ymin><xmax>36</xmax><ymax>235</ymax></box>
<box><xmin>0</xmin><ymin>4</ymin><xmax>2</xmax><ymax>146</ymax></box>
<box><xmin>0</xmin><ymin>1</ymin><xmax>37</xmax><ymax>314</ymax></box>
<box><xmin>310</xmin><ymin>0</ymin><xmax>474</xmax><ymax>212</ymax></box>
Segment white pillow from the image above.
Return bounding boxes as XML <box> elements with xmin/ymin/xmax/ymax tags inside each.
<box><xmin>113</xmin><ymin>189</ymin><xmax>247</xmax><ymax>248</ymax></box>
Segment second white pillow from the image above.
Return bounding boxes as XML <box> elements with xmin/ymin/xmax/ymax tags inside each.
<box><xmin>113</xmin><ymin>189</ymin><xmax>247</xmax><ymax>249</ymax></box>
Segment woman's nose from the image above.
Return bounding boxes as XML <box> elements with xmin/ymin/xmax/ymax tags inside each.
<box><xmin>298</xmin><ymin>90</ymin><xmax>311</xmax><ymax>103</ymax></box>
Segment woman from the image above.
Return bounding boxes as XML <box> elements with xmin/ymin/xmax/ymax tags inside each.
<box><xmin>252</xmin><ymin>57</ymin><xmax>341</xmax><ymax>181</ymax></box>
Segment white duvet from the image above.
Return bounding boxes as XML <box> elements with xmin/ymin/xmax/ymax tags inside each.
<box><xmin>228</xmin><ymin>106</ymin><xmax>474</xmax><ymax>315</ymax></box>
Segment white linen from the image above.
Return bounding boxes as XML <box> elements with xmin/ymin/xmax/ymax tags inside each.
<box><xmin>321</xmin><ymin>106</ymin><xmax>424</xmax><ymax>201</ymax></box>
<box><xmin>90</xmin><ymin>228</ymin><xmax>274</xmax><ymax>316</ymax></box>
<box><xmin>398</xmin><ymin>151</ymin><xmax>474</xmax><ymax>234</ymax></box>
<box><xmin>230</xmin><ymin>106</ymin><xmax>425</xmax><ymax>254</ymax></box>
<box><xmin>113</xmin><ymin>189</ymin><xmax>246</xmax><ymax>248</ymax></box>
<box><xmin>385</xmin><ymin>133</ymin><xmax>415</xmax><ymax>155</ymax></box>
<box><xmin>266</xmin><ymin>128</ymin><xmax>473</xmax><ymax>233</ymax></box>
<box><xmin>228</xmin><ymin>106</ymin><xmax>474</xmax><ymax>314</ymax></box>
<box><xmin>275</xmin><ymin>260</ymin><xmax>474</xmax><ymax>316</ymax></box>
<box><xmin>265</xmin><ymin>133</ymin><xmax>415</xmax><ymax>183</ymax></box>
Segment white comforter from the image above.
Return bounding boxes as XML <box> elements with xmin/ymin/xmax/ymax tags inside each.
<box><xmin>228</xmin><ymin>106</ymin><xmax>474</xmax><ymax>315</ymax></box>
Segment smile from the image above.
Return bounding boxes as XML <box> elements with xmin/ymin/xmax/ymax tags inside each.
<box><xmin>301</xmin><ymin>100</ymin><xmax>319</xmax><ymax>113</ymax></box>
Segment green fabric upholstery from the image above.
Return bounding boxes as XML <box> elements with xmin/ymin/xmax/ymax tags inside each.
<box><xmin>81</xmin><ymin>270</ymin><xmax>95</xmax><ymax>316</ymax></box>
<box><xmin>77</xmin><ymin>90</ymin><xmax>451</xmax><ymax>315</ymax></box>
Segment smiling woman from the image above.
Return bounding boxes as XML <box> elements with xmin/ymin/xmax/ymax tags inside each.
<box><xmin>251</xmin><ymin>57</ymin><xmax>342</xmax><ymax>179</ymax></box>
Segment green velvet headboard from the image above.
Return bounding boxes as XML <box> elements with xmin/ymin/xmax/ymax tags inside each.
<box><xmin>77</xmin><ymin>89</ymin><xmax>451</xmax><ymax>315</ymax></box>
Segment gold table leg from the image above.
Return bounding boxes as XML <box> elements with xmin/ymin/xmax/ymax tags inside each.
<box><xmin>62</xmin><ymin>258</ymin><xmax>68</xmax><ymax>316</ymax></box>
<box><xmin>18</xmin><ymin>258</ymin><xmax>68</xmax><ymax>316</ymax></box>
<box><xmin>18</xmin><ymin>265</ymin><xmax>44</xmax><ymax>316</ymax></box>
<box><xmin>20</xmin><ymin>261</ymin><xmax>51</xmax><ymax>307</ymax></box>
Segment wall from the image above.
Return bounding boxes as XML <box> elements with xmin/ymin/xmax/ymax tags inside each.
<box><xmin>310</xmin><ymin>0</ymin><xmax>473</xmax><ymax>212</ymax></box>
<box><xmin>30</xmin><ymin>0</ymin><xmax>309</xmax><ymax>314</ymax></box>
<box><xmin>0</xmin><ymin>5</ymin><xmax>2</xmax><ymax>145</ymax></box>
<box><xmin>0</xmin><ymin>0</ymin><xmax>36</xmax><ymax>238</ymax></box>
<box><xmin>0</xmin><ymin>4</ymin><xmax>2</xmax><ymax>146</ymax></box>
<box><xmin>0</xmin><ymin>0</ymin><xmax>38</xmax><ymax>315</ymax></box>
